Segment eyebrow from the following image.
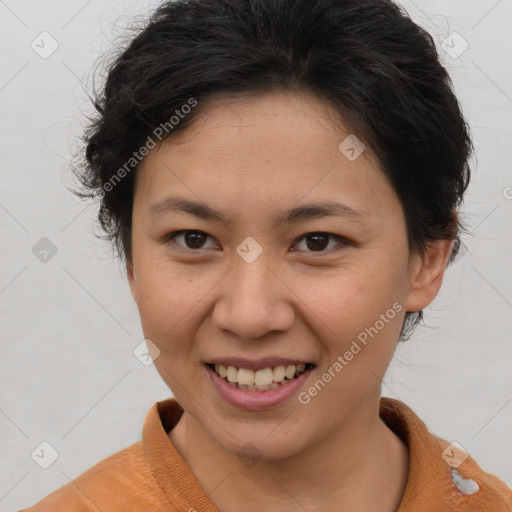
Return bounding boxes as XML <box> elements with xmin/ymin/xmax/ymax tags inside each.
<box><xmin>148</xmin><ymin>196</ymin><xmax>366</xmax><ymax>226</ymax></box>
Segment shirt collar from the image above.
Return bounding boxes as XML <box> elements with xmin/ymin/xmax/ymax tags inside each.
<box><xmin>142</xmin><ymin>397</ymin><xmax>509</xmax><ymax>511</ymax></box>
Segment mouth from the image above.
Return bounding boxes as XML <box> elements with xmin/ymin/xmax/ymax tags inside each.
<box><xmin>205</xmin><ymin>362</ymin><xmax>315</xmax><ymax>392</ymax></box>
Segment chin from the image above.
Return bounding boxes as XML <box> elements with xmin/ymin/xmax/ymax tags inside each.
<box><xmin>211</xmin><ymin>413</ymin><xmax>317</xmax><ymax>463</ymax></box>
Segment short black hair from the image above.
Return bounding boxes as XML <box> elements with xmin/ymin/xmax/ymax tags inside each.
<box><xmin>73</xmin><ymin>0</ymin><xmax>473</xmax><ymax>338</ymax></box>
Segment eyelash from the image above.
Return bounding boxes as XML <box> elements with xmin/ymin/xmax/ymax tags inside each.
<box><xmin>164</xmin><ymin>230</ymin><xmax>349</xmax><ymax>254</ymax></box>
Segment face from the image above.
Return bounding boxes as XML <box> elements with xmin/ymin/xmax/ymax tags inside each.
<box><xmin>128</xmin><ymin>91</ymin><xmax>449</xmax><ymax>460</ymax></box>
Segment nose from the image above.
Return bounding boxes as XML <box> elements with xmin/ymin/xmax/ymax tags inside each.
<box><xmin>212</xmin><ymin>256</ymin><xmax>295</xmax><ymax>341</ymax></box>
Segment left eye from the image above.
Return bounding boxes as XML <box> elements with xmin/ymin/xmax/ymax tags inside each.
<box><xmin>165</xmin><ymin>230</ymin><xmax>347</xmax><ymax>253</ymax></box>
<box><xmin>293</xmin><ymin>232</ymin><xmax>347</xmax><ymax>253</ymax></box>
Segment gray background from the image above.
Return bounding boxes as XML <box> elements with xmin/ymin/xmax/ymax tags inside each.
<box><xmin>1</xmin><ymin>0</ymin><xmax>511</xmax><ymax>509</ymax></box>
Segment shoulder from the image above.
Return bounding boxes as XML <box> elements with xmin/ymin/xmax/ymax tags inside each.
<box><xmin>380</xmin><ymin>398</ymin><xmax>512</xmax><ymax>511</ymax></box>
<box><xmin>19</xmin><ymin>442</ymin><xmax>170</xmax><ymax>512</ymax></box>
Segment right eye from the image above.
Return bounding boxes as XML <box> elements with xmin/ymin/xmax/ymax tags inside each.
<box><xmin>164</xmin><ymin>230</ymin><xmax>218</xmax><ymax>251</ymax></box>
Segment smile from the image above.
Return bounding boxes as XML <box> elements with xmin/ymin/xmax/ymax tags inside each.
<box><xmin>207</xmin><ymin>363</ymin><xmax>311</xmax><ymax>391</ymax></box>
<box><xmin>204</xmin><ymin>361</ymin><xmax>316</xmax><ymax>411</ymax></box>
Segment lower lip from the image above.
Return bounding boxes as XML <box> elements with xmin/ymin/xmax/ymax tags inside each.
<box><xmin>205</xmin><ymin>364</ymin><xmax>314</xmax><ymax>411</ymax></box>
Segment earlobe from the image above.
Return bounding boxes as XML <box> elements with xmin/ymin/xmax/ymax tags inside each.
<box><xmin>404</xmin><ymin>238</ymin><xmax>454</xmax><ymax>313</ymax></box>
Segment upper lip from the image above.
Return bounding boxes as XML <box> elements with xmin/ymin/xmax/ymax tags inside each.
<box><xmin>204</xmin><ymin>357</ymin><xmax>314</xmax><ymax>371</ymax></box>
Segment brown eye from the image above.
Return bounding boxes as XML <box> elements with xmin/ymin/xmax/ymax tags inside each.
<box><xmin>293</xmin><ymin>232</ymin><xmax>347</xmax><ymax>253</ymax></box>
<box><xmin>166</xmin><ymin>230</ymin><xmax>216</xmax><ymax>250</ymax></box>
<box><xmin>183</xmin><ymin>231</ymin><xmax>207</xmax><ymax>249</ymax></box>
<box><xmin>305</xmin><ymin>233</ymin><xmax>329</xmax><ymax>251</ymax></box>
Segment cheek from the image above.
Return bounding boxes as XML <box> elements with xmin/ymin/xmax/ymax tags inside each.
<box><xmin>133</xmin><ymin>258</ymin><xmax>219</xmax><ymax>348</ymax></box>
<box><xmin>302</xmin><ymin>263</ymin><xmax>404</xmax><ymax>324</ymax></box>
<box><xmin>303</xmin><ymin>274</ymin><xmax>405</xmax><ymax>410</ymax></box>
<box><xmin>297</xmin><ymin>261</ymin><xmax>407</xmax><ymax>370</ymax></box>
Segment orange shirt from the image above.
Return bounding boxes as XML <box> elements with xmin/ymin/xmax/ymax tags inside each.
<box><xmin>21</xmin><ymin>397</ymin><xmax>512</xmax><ymax>511</ymax></box>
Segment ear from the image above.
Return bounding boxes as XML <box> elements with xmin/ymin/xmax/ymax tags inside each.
<box><xmin>403</xmin><ymin>237</ymin><xmax>454</xmax><ymax>313</ymax></box>
<box><xmin>126</xmin><ymin>259</ymin><xmax>137</xmax><ymax>304</ymax></box>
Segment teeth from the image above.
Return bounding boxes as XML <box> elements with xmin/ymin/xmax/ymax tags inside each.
<box><xmin>237</xmin><ymin>368</ymin><xmax>255</xmax><ymax>386</ymax></box>
<box><xmin>254</xmin><ymin>368</ymin><xmax>274</xmax><ymax>386</ymax></box>
<box><xmin>218</xmin><ymin>364</ymin><xmax>227</xmax><ymax>378</ymax></box>
<box><xmin>212</xmin><ymin>362</ymin><xmax>310</xmax><ymax>389</ymax></box>
<box><xmin>273</xmin><ymin>366</ymin><xmax>286</xmax><ymax>382</ymax></box>
<box><xmin>226</xmin><ymin>366</ymin><xmax>238</xmax><ymax>382</ymax></box>
<box><xmin>285</xmin><ymin>365</ymin><xmax>296</xmax><ymax>379</ymax></box>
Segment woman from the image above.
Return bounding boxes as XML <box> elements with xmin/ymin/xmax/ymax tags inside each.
<box><xmin>22</xmin><ymin>0</ymin><xmax>512</xmax><ymax>510</ymax></box>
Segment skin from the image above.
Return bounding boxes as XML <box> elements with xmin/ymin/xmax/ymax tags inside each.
<box><xmin>127</xmin><ymin>90</ymin><xmax>454</xmax><ymax>512</ymax></box>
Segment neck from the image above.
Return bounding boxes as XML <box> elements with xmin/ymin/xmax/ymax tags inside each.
<box><xmin>169</xmin><ymin>391</ymin><xmax>409</xmax><ymax>512</ymax></box>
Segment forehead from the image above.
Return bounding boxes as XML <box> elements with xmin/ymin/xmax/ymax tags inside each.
<box><xmin>134</xmin><ymin>91</ymin><xmax>398</xmax><ymax>222</ymax></box>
